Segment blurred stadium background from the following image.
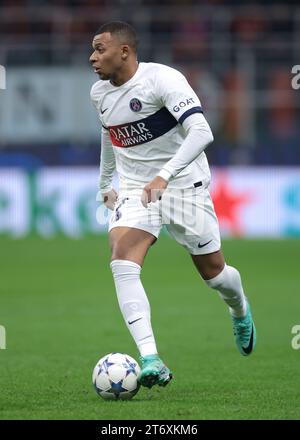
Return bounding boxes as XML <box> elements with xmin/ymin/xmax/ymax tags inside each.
<box><xmin>1</xmin><ymin>0</ymin><xmax>300</xmax><ymax>420</ymax></box>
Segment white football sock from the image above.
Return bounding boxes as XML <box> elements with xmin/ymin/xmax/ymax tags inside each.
<box><xmin>205</xmin><ymin>264</ymin><xmax>247</xmax><ymax>318</ymax></box>
<box><xmin>110</xmin><ymin>259</ymin><xmax>158</xmax><ymax>357</ymax></box>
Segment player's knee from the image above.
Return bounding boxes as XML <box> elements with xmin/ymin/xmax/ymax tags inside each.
<box><xmin>192</xmin><ymin>249</ymin><xmax>225</xmax><ymax>281</ymax></box>
<box><xmin>110</xmin><ymin>243</ymin><xmax>130</xmax><ymax>261</ymax></box>
<box><xmin>200</xmin><ymin>261</ymin><xmax>224</xmax><ymax>281</ymax></box>
<box><xmin>204</xmin><ymin>264</ymin><xmax>241</xmax><ymax>291</ymax></box>
<box><xmin>203</xmin><ymin>262</ymin><xmax>226</xmax><ymax>287</ymax></box>
<box><xmin>111</xmin><ymin>250</ymin><xmax>126</xmax><ymax>261</ymax></box>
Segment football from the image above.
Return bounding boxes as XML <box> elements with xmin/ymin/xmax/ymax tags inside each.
<box><xmin>92</xmin><ymin>352</ymin><xmax>141</xmax><ymax>400</ymax></box>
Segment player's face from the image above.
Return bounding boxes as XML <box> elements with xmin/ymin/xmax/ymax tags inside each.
<box><xmin>90</xmin><ymin>32</ymin><xmax>125</xmax><ymax>81</ymax></box>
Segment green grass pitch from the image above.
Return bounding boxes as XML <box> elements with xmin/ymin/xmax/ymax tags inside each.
<box><xmin>0</xmin><ymin>235</ymin><xmax>299</xmax><ymax>420</ymax></box>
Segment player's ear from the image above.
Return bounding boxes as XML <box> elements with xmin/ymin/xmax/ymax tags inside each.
<box><xmin>121</xmin><ymin>45</ymin><xmax>129</xmax><ymax>60</ymax></box>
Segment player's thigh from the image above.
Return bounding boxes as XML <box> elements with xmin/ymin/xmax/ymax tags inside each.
<box><xmin>109</xmin><ymin>226</ymin><xmax>156</xmax><ymax>266</ymax></box>
<box><xmin>190</xmin><ymin>249</ymin><xmax>225</xmax><ymax>280</ymax></box>
<box><xmin>165</xmin><ymin>188</ymin><xmax>221</xmax><ymax>258</ymax></box>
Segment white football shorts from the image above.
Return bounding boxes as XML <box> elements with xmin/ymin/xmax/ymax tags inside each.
<box><xmin>108</xmin><ymin>185</ymin><xmax>221</xmax><ymax>255</ymax></box>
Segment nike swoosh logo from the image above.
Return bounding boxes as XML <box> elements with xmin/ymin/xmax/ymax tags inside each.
<box><xmin>100</xmin><ymin>108</ymin><xmax>108</xmax><ymax>114</ymax></box>
<box><xmin>242</xmin><ymin>324</ymin><xmax>254</xmax><ymax>354</ymax></box>
<box><xmin>198</xmin><ymin>239</ymin><xmax>212</xmax><ymax>248</ymax></box>
<box><xmin>128</xmin><ymin>317</ymin><xmax>142</xmax><ymax>325</ymax></box>
<box><xmin>139</xmin><ymin>335</ymin><xmax>152</xmax><ymax>341</ymax></box>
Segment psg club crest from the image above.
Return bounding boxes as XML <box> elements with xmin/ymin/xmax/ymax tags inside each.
<box><xmin>129</xmin><ymin>98</ymin><xmax>142</xmax><ymax>112</ymax></box>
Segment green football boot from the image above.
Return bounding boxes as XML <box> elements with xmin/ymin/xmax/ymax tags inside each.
<box><xmin>138</xmin><ymin>354</ymin><xmax>173</xmax><ymax>388</ymax></box>
<box><xmin>232</xmin><ymin>301</ymin><xmax>256</xmax><ymax>356</ymax></box>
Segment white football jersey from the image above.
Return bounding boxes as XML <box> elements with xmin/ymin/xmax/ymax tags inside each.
<box><xmin>90</xmin><ymin>62</ymin><xmax>211</xmax><ymax>189</ymax></box>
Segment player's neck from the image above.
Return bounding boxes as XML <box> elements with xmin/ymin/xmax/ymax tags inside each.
<box><xmin>110</xmin><ymin>61</ymin><xmax>139</xmax><ymax>87</ymax></box>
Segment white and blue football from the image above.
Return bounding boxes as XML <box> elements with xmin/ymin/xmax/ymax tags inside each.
<box><xmin>92</xmin><ymin>353</ymin><xmax>141</xmax><ymax>400</ymax></box>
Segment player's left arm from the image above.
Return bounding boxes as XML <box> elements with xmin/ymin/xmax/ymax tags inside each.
<box><xmin>142</xmin><ymin>68</ymin><xmax>214</xmax><ymax>207</ymax></box>
<box><xmin>158</xmin><ymin>112</ymin><xmax>213</xmax><ymax>181</ymax></box>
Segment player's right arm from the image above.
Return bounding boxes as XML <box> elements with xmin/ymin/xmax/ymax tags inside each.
<box><xmin>98</xmin><ymin>127</ymin><xmax>117</xmax><ymax>210</ymax></box>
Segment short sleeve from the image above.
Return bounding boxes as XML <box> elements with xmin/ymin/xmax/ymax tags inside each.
<box><xmin>155</xmin><ymin>66</ymin><xmax>203</xmax><ymax>124</ymax></box>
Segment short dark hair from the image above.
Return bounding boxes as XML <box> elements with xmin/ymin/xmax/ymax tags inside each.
<box><xmin>95</xmin><ymin>21</ymin><xmax>138</xmax><ymax>53</ymax></box>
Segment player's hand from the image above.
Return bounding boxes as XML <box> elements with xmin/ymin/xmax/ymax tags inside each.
<box><xmin>97</xmin><ymin>188</ymin><xmax>118</xmax><ymax>210</ymax></box>
<box><xmin>141</xmin><ymin>176</ymin><xmax>168</xmax><ymax>208</ymax></box>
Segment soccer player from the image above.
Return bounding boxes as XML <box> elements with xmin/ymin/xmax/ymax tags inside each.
<box><xmin>90</xmin><ymin>21</ymin><xmax>256</xmax><ymax>388</ymax></box>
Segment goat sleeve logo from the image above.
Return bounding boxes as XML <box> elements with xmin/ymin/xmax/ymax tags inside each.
<box><xmin>129</xmin><ymin>98</ymin><xmax>142</xmax><ymax>112</ymax></box>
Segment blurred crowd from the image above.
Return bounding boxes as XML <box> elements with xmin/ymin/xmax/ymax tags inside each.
<box><xmin>0</xmin><ymin>0</ymin><xmax>299</xmax><ymax>166</ymax></box>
